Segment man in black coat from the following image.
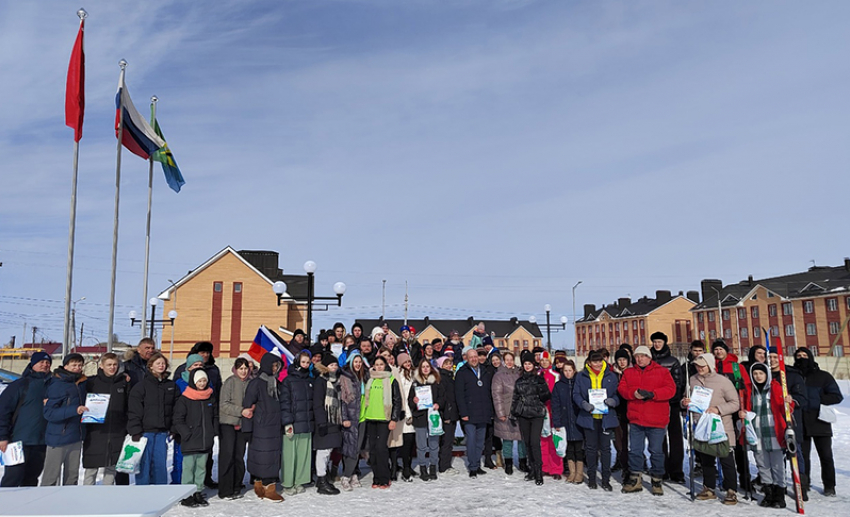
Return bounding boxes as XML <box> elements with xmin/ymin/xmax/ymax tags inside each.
<box><xmin>123</xmin><ymin>338</ymin><xmax>156</xmax><ymax>388</ymax></box>
<box><xmin>649</xmin><ymin>331</ymin><xmax>685</xmax><ymax>483</ymax></box>
<box><xmin>455</xmin><ymin>347</ymin><xmax>494</xmax><ymax>477</ymax></box>
<box><xmin>794</xmin><ymin>347</ymin><xmax>843</xmax><ymax>497</ymax></box>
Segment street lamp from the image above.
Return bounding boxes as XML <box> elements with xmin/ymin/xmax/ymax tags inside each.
<box><xmin>572</xmin><ymin>280</ymin><xmax>582</xmax><ymax>351</ymax></box>
<box><xmin>130</xmin><ymin>297</ymin><xmax>177</xmax><ymax>341</ymax></box>
<box><xmin>541</xmin><ymin>304</ymin><xmax>567</xmax><ymax>353</ymax></box>
<box><xmin>272</xmin><ymin>260</ymin><xmax>346</xmax><ymax>344</ymax></box>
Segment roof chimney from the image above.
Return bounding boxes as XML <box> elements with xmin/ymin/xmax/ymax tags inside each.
<box><xmin>748</xmin><ymin>275</ymin><xmax>754</xmax><ymax>286</ymax></box>
<box><xmin>617</xmin><ymin>297</ymin><xmax>632</xmax><ymax>309</ymax></box>
<box><xmin>656</xmin><ymin>290</ymin><xmax>672</xmax><ymax>305</ymax></box>
<box><xmin>509</xmin><ymin>317</ymin><xmax>518</xmax><ymax>326</ymax></box>
<box><xmin>423</xmin><ymin>316</ymin><xmax>430</xmax><ymax>326</ymax></box>
<box><xmin>583</xmin><ymin>304</ymin><xmax>596</xmax><ymax>318</ymax></box>
<box><xmin>845</xmin><ymin>257</ymin><xmax>850</xmax><ymax>272</ymax></box>
<box><xmin>701</xmin><ymin>279</ymin><xmax>723</xmax><ymax>304</ymax></box>
<box><xmin>466</xmin><ymin>316</ymin><xmax>475</xmax><ymax>327</ymax></box>
<box><xmin>686</xmin><ymin>290</ymin><xmax>700</xmax><ymax>303</ymax></box>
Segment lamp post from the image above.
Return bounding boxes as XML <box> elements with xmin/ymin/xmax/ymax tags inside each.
<box><xmin>130</xmin><ymin>297</ymin><xmax>177</xmax><ymax>343</ymax></box>
<box><xmin>530</xmin><ymin>306</ymin><xmax>568</xmax><ymax>353</ymax></box>
<box><xmin>71</xmin><ymin>296</ymin><xmax>85</xmax><ymax>350</ymax></box>
<box><xmin>272</xmin><ymin>260</ymin><xmax>346</xmax><ymax>344</ymax></box>
<box><xmin>167</xmin><ymin>279</ymin><xmax>178</xmax><ymax>363</ymax></box>
<box><xmin>572</xmin><ymin>280</ymin><xmax>582</xmax><ymax>351</ymax></box>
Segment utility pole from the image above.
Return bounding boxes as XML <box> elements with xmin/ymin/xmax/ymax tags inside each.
<box><xmin>79</xmin><ymin>323</ymin><xmax>84</xmax><ymax>350</ymax></box>
<box><xmin>382</xmin><ymin>279</ymin><xmax>386</xmax><ymax>320</ymax></box>
<box><xmin>22</xmin><ymin>322</ymin><xmax>27</xmax><ymax>347</ymax></box>
<box><xmin>32</xmin><ymin>326</ymin><xmax>37</xmax><ymax>345</ymax></box>
<box><xmin>404</xmin><ymin>281</ymin><xmax>409</xmax><ymax>325</ymax></box>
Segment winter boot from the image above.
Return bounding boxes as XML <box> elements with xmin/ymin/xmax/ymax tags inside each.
<box><xmin>622</xmin><ymin>473</ymin><xmax>643</xmax><ymax>493</ymax></box>
<box><xmin>759</xmin><ymin>484</ymin><xmax>775</xmax><ymax>507</ymax></box>
<box><xmin>566</xmin><ymin>460</ymin><xmax>577</xmax><ymax>483</ymax></box>
<box><xmin>401</xmin><ymin>466</ymin><xmax>413</xmax><ymax>483</ymax></box>
<box><xmin>350</xmin><ymin>474</ymin><xmax>362</xmax><ymax>488</ymax></box>
<box><xmin>535</xmin><ymin>467</ymin><xmax>544</xmax><ymax>486</ymax></box>
<box><xmin>429</xmin><ymin>465</ymin><xmax>437</xmax><ymax>481</ymax></box>
<box><xmin>505</xmin><ymin>458</ymin><xmax>514</xmax><ymax>475</ymax></box>
<box><xmin>573</xmin><ymin>461</ymin><xmax>585</xmax><ymax>485</ymax></box>
<box><xmin>773</xmin><ymin>485</ymin><xmax>787</xmax><ymax>509</ymax></box>
<box><xmin>317</xmin><ymin>476</ymin><xmax>340</xmax><ymax>495</ymax></box>
<box><xmin>193</xmin><ymin>493</ymin><xmax>209</xmax><ymax>507</ymax></box>
<box><xmin>518</xmin><ymin>457</ymin><xmax>529</xmax><ymax>473</ymax></box>
<box><xmin>524</xmin><ymin>462</ymin><xmax>535</xmax><ymax>482</ymax></box>
<box><xmin>800</xmin><ymin>472</ymin><xmax>809</xmax><ymax>501</ymax></box>
<box><xmin>340</xmin><ymin>476</ymin><xmax>353</xmax><ymax>492</ymax></box>
<box><xmin>180</xmin><ymin>496</ymin><xmax>198</xmax><ymax>508</ymax></box>
<box><xmin>496</xmin><ymin>451</ymin><xmax>504</xmax><ymax>468</ymax></box>
<box><xmin>650</xmin><ymin>477</ymin><xmax>664</xmax><ymax>496</ymax></box>
<box><xmin>254</xmin><ymin>480</ymin><xmax>265</xmax><ymax>499</ymax></box>
<box><xmin>264</xmin><ymin>484</ymin><xmax>284</xmax><ymax>502</ymax></box>
<box><xmin>420</xmin><ymin>466</ymin><xmax>430</xmax><ymax>482</ymax></box>
<box><xmin>722</xmin><ymin>489</ymin><xmax>737</xmax><ymax>505</ymax></box>
<box><xmin>696</xmin><ymin>486</ymin><xmax>717</xmax><ymax>500</ymax></box>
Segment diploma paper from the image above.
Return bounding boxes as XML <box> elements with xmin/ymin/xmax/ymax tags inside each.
<box><xmin>688</xmin><ymin>385</ymin><xmax>714</xmax><ymax>414</ymax></box>
<box><xmin>415</xmin><ymin>385</ymin><xmax>433</xmax><ymax>410</ymax></box>
<box><xmin>81</xmin><ymin>393</ymin><xmax>111</xmax><ymax>424</ymax></box>
<box><xmin>0</xmin><ymin>441</ymin><xmax>24</xmax><ymax>466</ymax></box>
<box><xmin>589</xmin><ymin>389</ymin><xmax>608</xmax><ymax>415</ymax></box>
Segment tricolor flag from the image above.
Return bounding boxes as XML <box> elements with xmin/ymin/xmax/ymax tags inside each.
<box><xmin>115</xmin><ymin>74</ymin><xmax>165</xmax><ymax>159</ymax></box>
<box><xmin>248</xmin><ymin>325</ymin><xmax>295</xmax><ymax>368</ymax></box>
<box><xmin>151</xmin><ymin>107</ymin><xmax>185</xmax><ymax>193</ymax></box>
<box><xmin>65</xmin><ymin>17</ymin><xmax>85</xmax><ymax>142</ymax></box>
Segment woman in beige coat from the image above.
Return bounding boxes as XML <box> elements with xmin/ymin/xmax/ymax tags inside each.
<box><xmin>681</xmin><ymin>353</ymin><xmax>740</xmax><ymax>505</ymax></box>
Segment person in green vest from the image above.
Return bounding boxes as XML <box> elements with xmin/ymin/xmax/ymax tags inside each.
<box><xmin>362</xmin><ymin>355</ymin><xmax>401</xmax><ymax>489</ymax></box>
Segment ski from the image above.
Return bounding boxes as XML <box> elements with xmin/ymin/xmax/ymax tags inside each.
<box><xmin>734</xmin><ymin>373</ymin><xmax>753</xmax><ymax>501</ymax></box>
<box><xmin>685</xmin><ymin>369</ymin><xmax>695</xmax><ymax>501</ymax></box>
<box><xmin>772</xmin><ymin>333</ymin><xmax>805</xmax><ymax>514</ymax></box>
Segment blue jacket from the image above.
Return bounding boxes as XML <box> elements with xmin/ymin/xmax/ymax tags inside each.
<box><xmin>43</xmin><ymin>367</ymin><xmax>88</xmax><ymax>447</ymax></box>
<box><xmin>454</xmin><ymin>363</ymin><xmax>494</xmax><ymax>424</ymax></box>
<box><xmin>550</xmin><ymin>375</ymin><xmax>584</xmax><ymax>441</ymax></box>
<box><xmin>0</xmin><ymin>367</ymin><xmax>50</xmax><ymax>446</ymax></box>
<box><xmin>573</xmin><ymin>365</ymin><xmax>620</xmax><ymax>430</ymax></box>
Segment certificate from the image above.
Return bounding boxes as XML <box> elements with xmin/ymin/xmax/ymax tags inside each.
<box><xmin>688</xmin><ymin>385</ymin><xmax>713</xmax><ymax>414</ymax></box>
<box><xmin>0</xmin><ymin>441</ymin><xmax>24</xmax><ymax>466</ymax></box>
<box><xmin>415</xmin><ymin>385</ymin><xmax>433</xmax><ymax>410</ymax></box>
<box><xmin>81</xmin><ymin>393</ymin><xmax>111</xmax><ymax>424</ymax></box>
<box><xmin>588</xmin><ymin>389</ymin><xmax>608</xmax><ymax>415</ymax></box>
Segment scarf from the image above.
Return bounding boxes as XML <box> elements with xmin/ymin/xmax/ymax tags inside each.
<box><xmin>752</xmin><ymin>384</ymin><xmax>779</xmax><ymax>452</ymax></box>
<box><xmin>324</xmin><ymin>371</ymin><xmax>343</xmax><ymax>425</ymax></box>
<box><xmin>364</xmin><ymin>370</ymin><xmax>393</xmax><ymax>420</ymax></box>
<box><xmin>182</xmin><ymin>386</ymin><xmax>213</xmax><ymax>401</ymax></box>
<box><xmin>587</xmin><ymin>362</ymin><xmax>607</xmax><ymax>420</ymax></box>
<box><xmin>259</xmin><ymin>371</ymin><xmax>278</xmax><ymax>400</ymax></box>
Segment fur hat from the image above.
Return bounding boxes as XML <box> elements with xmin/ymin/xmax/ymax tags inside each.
<box><xmin>711</xmin><ymin>340</ymin><xmax>729</xmax><ymax>352</ymax></box>
<box><xmin>614</xmin><ymin>348</ymin><xmax>631</xmax><ymax>364</ymax></box>
<box><xmin>520</xmin><ymin>350</ymin><xmax>536</xmax><ymax>366</ymax></box>
<box><xmin>649</xmin><ymin>331</ymin><xmax>668</xmax><ymax>344</ymax></box>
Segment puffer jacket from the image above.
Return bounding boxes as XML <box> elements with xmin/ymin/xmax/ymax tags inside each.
<box><xmin>0</xmin><ymin>367</ymin><xmax>50</xmax><ymax>446</ymax></box>
<box><xmin>550</xmin><ymin>374</ymin><xmax>583</xmax><ymax>441</ymax></box>
<box><xmin>687</xmin><ymin>370</ymin><xmax>740</xmax><ymax>447</ymax></box>
<box><xmin>617</xmin><ymin>360</ymin><xmax>676</xmax><ymax>428</ymax></box>
<box><xmin>83</xmin><ymin>370</ymin><xmax>129</xmax><ymax>468</ymax></box>
<box><xmin>242</xmin><ymin>354</ymin><xmax>282</xmax><ymax>480</ymax></box>
<box><xmin>794</xmin><ymin>348</ymin><xmax>843</xmax><ymax>437</ymax></box>
<box><xmin>279</xmin><ymin>363</ymin><xmax>314</xmax><ymax>434</ymax></box>
<box><xmin>573</xmin><ymin>364</ymin><xmax>620</xmax><ymax>430</ymax></box>
<box><xmin>651</xmin><ymin>344</ymin><xmax>684</xmax><ymax>403</ymax></box>
<box><xmin>408</xmin><ymin>370</ymin><xmax>446</xmax><ymax>428</ymax></box>
<box><xmin>43</xmin><ymin>367</ymin><xmax>87</xmax><ymax>447</ymax></box>
<box><xmin>491</xmin><ymin>366</ymin><xmax>522</xmax><ymax>441</ymax></box>
<box><xmin>127</xmin><ymin>372</ymin><xmax>178</xmax><ymax>436</ymax></box>
<box><xmin>511</xmin><ymin>370</ymin><xmax>550</xmax><ymax>419</ymax></box>
<box><xmin>439</xmin><ymin>368</ymin><xmax>459</xmax><ymax>423</ymax></box>
<box><xmin>173</xmin><ymin>384</ymin><xmax>219</xmax><ymax>454</ymax></box>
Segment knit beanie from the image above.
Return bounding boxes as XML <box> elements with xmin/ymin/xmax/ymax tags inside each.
<box><xmin>322</xmin><ymin>354</ymin><xmax>339</xmax><ymax>368</ymax></box>
<box><xmin>63</xmin><ymin>353</ymin><xmax>84</xmax><ymax>367</ymax></box>
<box><xmin>396</xmin><ymin>352</ymin><xmax>411</xmax><ymax>366</ymax></box>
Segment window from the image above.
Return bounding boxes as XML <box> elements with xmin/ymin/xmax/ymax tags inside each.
<box><xmin>595</xmin><ymin>325</ymin><xmax>599</xmax><ymax>333</ymax></box>
<box><xmin>213</xmin><ymin>282</ymin><xmax>222</xmax><ymax>292</ymax></box>
<box><xmin>514</xmin><ymin>340</ymin><xmax>520</xmax><ymax>348</ymax></box>
<box><xmin>596</xmin><ymin>338</ymin><xmax>600</xmax><ymax>347</ymax></box>
<box><xmin>847</xmin><ymin>297</ymin><xmax>850</xmax><ymax>310</ymax></box>
<box><xmin>751</xmin><ymin>306</ymin><xmax>759</xmax><ymax>319</ymax></box>
<box><xmin>782</xmin><ymin>303</ymin><xmax>793</xmax><ymax>316</ymax></box>
<box><xmin>709</xmin><ymin>330</ymin><xmax>716</xmax><ymax>340</ymax></box>
<box><xmin>523</xmin><ymin>340</ymin><xmax>529</xmax><ymax>347</ymax></box>
<box><xmin>827</xmin><ymin>298</ymin><xmax>838</xmax><ymax>311</ymax></box>
<box><xmin>234</xmin><ymin>282</ymin><xmax>242</xmax><ymax>293</ymax></box>
<box><xmin>768</xmin><ymin>304</ymin><xmax>777</xmax><ymax>317</ymax></box>
<box><xmin>499</xmin><ymin>340</ymin><xmax>505</xmax><ymax>347</ymax></box>
<box><xmin>806</xmin><ymin>323</ymin><xmax>817</xmax><ymax>336</ymax></box>
<box><xmin>615</xmin><ymin>323</ymin><xmax>620</xmax><ymax>331</ymax></box>
<box><xmin>700</xmin><ymin>330</ymin><xmax>705</xmax><ymax>340</ymax></box>
<box><xmin>829</xmin><ymin>322</ymin><xmax>840</xmax><ymax>335</ymax></box>
<box><xmin>640</xmin><ymin>335</ymin><xmax>646</xmax><ymax>345</ymax></box>
<box><xmin>640</xmin><ymin>320</ymin><xmax>645</xmax><ymax>329</ymax></box>
<box><xmin>698</xmin><ymin>313</ymin><xmax>704</xmax><ymax>323</ymax></box>
<box><xmin>633</xmin><ymin>321</ymin><xmax>638</xmax><ymax>330</ymax></box>
<box><xmin>533</xmin><ymin>339</ymin><xmax>540</xmax><ymax>347</ymax></box>
<box><xmin>738</xmin><ymin>308</ymin><xmax>746</xmax><ymax>320</ymax></box>
<box><xmin>608</xmin><ymin>323</ymin><xmax>613</xmax><ymax>332</ymax></box>
<box><xmin>754</xmin><ymin>327</ymin><xmax>761</xmax><ymax>338</ymax></box>
<box><xmin>740</xmin><ymin>327</ymin><xmax>749</xmax><ymax>339</ymax></box>
<box><xmin>834</xmin><ymin>346</ymin><xmax>844</xmax><ymax>358</ymax></box>
<box><xmin>785</xmin><ymin>325</ymin><xmax>795</xmax><ymax>337</ymax></box>
<box><xmin>722</xmin><ymin>310</ymin><xmax>730</xmax><ymax>321</ymax></box>
<box><xmin>810</xmin><ymin>346</ymin><xmax>819</xmax><ymax>357</ymax></box>
<box><xmin>804</xmin><ymin>301</ymin><xmax>814</xmax><ymax>314</ymax></box>
<box><xmin>724</xmin><ymin>328</ymin><xmax>732</xmax><ymax>339</ymax></box>
<box><xmin>602</xmin><ymin>337</ymin><xmax>607</xmax><ymax>346</ymax></box>
<box><xmin>708</xmin><ymin>312</ymin><xmax>715</xmax><ymax>322</ymax></box>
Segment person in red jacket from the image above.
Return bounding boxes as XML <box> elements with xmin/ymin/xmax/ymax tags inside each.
<box><xmin>617</xmin><ymin>346</ymin><xmax>676</xmax><ymax>496</ymax></box>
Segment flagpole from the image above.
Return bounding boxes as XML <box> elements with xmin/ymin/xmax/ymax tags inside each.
<box><xmin>107</xmin><ymin>59</ymin><xmax>128</xmax><ymax>353</ymax></box>
<box><xmin>141</xmin><ymin>96</ymin><xmax>157</xmax><ymax>341</ymax></box>
<box><xmin>62</xmin><ymin>9</ymin><xmax>87</xmax><ymax>360</ymax></box>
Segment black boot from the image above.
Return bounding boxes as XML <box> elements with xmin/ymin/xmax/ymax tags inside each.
<box><xmin>429</xmin><ymin>465</ymin><xmax>437</xmax><ymax>481</ymax></box>
<box><xmin>759</xmin><ymin>484</ymin><xmax>775</xmax><ymax>507</ymax></box>
<box><xmin>420</xmin><ymin>466</ymin><xmax>430</xmax><ymax>482</ymax></box>
<box><xmin>518</xmin><ymin>458</ymin><xmax>529</xmax><ymax>473</ymax></box>
<box><xmin>773</xmin><ymin>485</ymin><xmax>787</xmax><ymax>509</ymax></box>
<box><xmin>524</xmin><ymin>462</ymin><xmax>535</xmax><ymax>481</ymax></box>
<box><xmin>800</xmin><ymin>473</ymin><xmax>810</xmax><ymax>502</ymax></box>
<box><xmin>316</xmin><ymin>476</ymin><xmax>340</xmax><ymax>495</ymax></box>
<box><xmin>535</xmin><ymin>467</ymin><xmax>544</xmax><ymax>486</ymax></box>
<box><xmin>504</xmin><ymin>458</ymin><xmax>514</xmax><ymax>475</ymax></box>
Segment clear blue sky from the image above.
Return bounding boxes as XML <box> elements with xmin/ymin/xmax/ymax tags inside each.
<box><xmin>1</xmin><ymin>0</ymin><xmax>848</xmax><ymax>349</ymax></box>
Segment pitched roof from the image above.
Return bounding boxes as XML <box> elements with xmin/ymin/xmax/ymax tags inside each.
<box><xmin>691</xmin><ymin>263</ymin><xmax>850</xmax><ymax>311</ymax></box>
<box><xmin>354</xmin><ymin>318</ymin><xmax>544</xmax><ymax>339</ymax></box>
<box><xmin>578</xmin><ymin>295</ymin><xmax>694</xmax><ymax>322</ymax></box>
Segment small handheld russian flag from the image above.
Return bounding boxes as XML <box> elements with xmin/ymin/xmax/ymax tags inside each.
<box><xmin>248</xmin><ymin>325</ymin><xmax>295</xmax><ymax>368</ymax></box>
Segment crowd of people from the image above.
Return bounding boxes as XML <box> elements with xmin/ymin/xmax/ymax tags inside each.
<box><xmin>0</xmin><ymin>322</ymin><xmax>843</xmax><ymax>510</ymax></box>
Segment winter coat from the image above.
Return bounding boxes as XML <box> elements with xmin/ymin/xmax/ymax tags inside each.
<box><xmin>715</xmin><ymin>352</ymin><xmax>751</xmax><ymax>393</ymax></box>
<box><xmin>242</xmin><ymin>354</ymin><xmax>283</xmax><ymax>480</ymax></box>
<box><xmin>455</xmin><ymin>363</ymin><xmax>494</xmax><ymax>425</ymax></box>
<box><xmin>550</xmin><ymin>375</ymin><xmax>583</xmax><ymax>441</ymax></box>
<box><xmin>796</xmin><ymin>360</ymin><xmax>843</xmax><ymax>437</ymax></box>
<box><xmin>219</xmin><ymin>374</ymin><xmax>251</xmax><ymax>427</ymax></box>
<box><xmin>43</xmin><ymin>367</ymin><xmax>87</xmax><ymax>447</ymax></box>
<box><xmin>339</xmin><ymin>368</ymin><xmax>364</xmax><ymax>458</ymax></box>
<box><xmin>439</xmin><ymin>369</ymin><xmax>459</xmax><ymax>423</ymax></box>
<box><xmin>127</xmin><ymin>372</ymin><xmax>178</xmax><ymax>436</ymax></box>
<box><xmin>122</xmin><ymin>349</ymin><xmax>148</xmax><ymax>388</ymax></box>
<box><xmin>491</xmin><ymin>366</ymin><xmax>523</xmax><ymax>441</ymax></box>
<box><xmin>393</xmin><ymin>338</ymin><xmax>422</xmax><ymax>367</ymax></box>
<box><xmin>651</xmin><ymin>344</ymin><xmax>684</xmax><ymax>403</ymax></box>
<box><xmin>83</xmin><ymin>370</ymin><xmax>129</xmax><ymax>468</ymax></box>
<box><xmin>280</xmin><ymin>364</ymin><xmax>315</xmax><ymax>435</ymax></box>
<box><xmin>312</xmin><ymin>364</ymin><xmax>343</xmax><ymax>450</ymax></box>
<box><xmin>362</xmin><ymin>371</ymin><xmax>402</xmax><ymax>423</ymax></box>
<box><xmin>173</xmin><ymin>389</ymin><xmax>219</xmax><ymax>454</ymax></box>
<box><xmin>511</xmin><ymin>370</ymin><xmax>550</xmax><ymax>419</ymax></box>
<box><xmin>0</xmin><ymin>367</ymin><xmax>50</xmax><ymax>446</ymax></box>
<box><xmin>617</xmin><ymin>360</ymin><xmax>676</xmax><ymax>429</ymax></box>
<box><xmin>687</xmin><ymin>371</ymin><xmax>740</xmax><ymax>447</ymax></box>
<box><xmin>408</xmin><ymin>370</ymin><xmax>446</xmax><ymax>429</ymax></box>
<box><xmin>573</xmin><ymin>365</ymin><xmax>620</xmax><ymax>430</ymax></box>
<box><xmin>398</xmin><ymin>370</ymin><xmax>416</xmax><ymax>433</ymax></box>
<box><xmin>741</xmin><ymin>373</ymin><xmax>792</xmax><ymax>449</ymax></box>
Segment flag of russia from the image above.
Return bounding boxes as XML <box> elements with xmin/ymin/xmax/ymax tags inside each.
<box><xmin>248</xmin><ymin>325</ymin><xmax>295</xmax><ymax>367</ymax></box>
<box><xmin>115</xmin><ymin>74</ymin><xmax>165</xmax><ymax>159</ymax></box>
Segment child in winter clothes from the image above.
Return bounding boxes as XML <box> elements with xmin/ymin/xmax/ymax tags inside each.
<box><xmin>82</xmin><ymin>353</ymin><xmax>129</xmax><ymax>486</ymax></box>
<box><xmin>171</xmin><ymin>353</ymin><xmax>204</xmax><ymax>485</ymax></box>
<box><xmin>409</xmin><ymin>359</ymin><xmax>445</xmax><ymax>481</ymax></box>
<box><xmin>173</xmin><ymin>369</ymin><xmax>218</xmax><ymax>508</ymax></box>
<box><xmin>746</xmin><ymin>362</ymin><xmax>794</xmax><ymax>509</ymax></box>
<box><xmin>41</xmin><ymin>353</ymin><xmax>88</xmax><ymax>486</ymax></box>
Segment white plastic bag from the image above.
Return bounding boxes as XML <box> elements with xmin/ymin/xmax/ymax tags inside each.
<box><xmin>707</xmin><ymin>413</ymin><xmax>728</xmax><ymax>444</ymax></box>
<box><xmin>552</xmin><ymin>427</ymin><xmax>567</xmax><ymax>457</ymax></box>
<box><xmin>818</xmin><ymin>404</ymin><xmax>837</xmax><ymax>424</ymax></box>
<box><xmin>116</xmin><ymin>435</ymin><xmax>147</xmax><ymax>474</ymax></box>
<box><xmin>540</xmin><ymin>411</ymin><xmax>552</xmax><ymax>438</ymax></box>
<box><xmin>427</xmin><ymin>408</ymin><xmax>444</xmax><ymax>436</ymax></box>
<box><xmin>737</xmin><ymin>411</ymin><xmax>758</xmax><ymax>446</ymax></box>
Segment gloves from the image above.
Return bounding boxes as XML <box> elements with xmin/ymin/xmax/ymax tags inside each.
<box><xmin>131</xmin><ymin>434</ymin><xmax>142</xmax><ymax>442</ymax></box>
<box><xmin>604</xmin><ymin>398</ymin><xmax>617</xmax><ymax>407</ymax></box>
<box><xmin>637</xmin><ymin>389</ymin><xmax>655</xmax><ymax>400</ymax></box>
<box><xmin>318</xmin><ymin>425</ymin><xmax>328</xmax><ymax>437</ymax></box>
<box><xmin>581</xmin><ymin>401</ymin><xmax>595</xmax><ymax>413</ymax></box>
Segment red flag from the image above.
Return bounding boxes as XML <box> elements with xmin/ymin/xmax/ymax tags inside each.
<box><xmin>65</xmin><ymin>19</ymin><xmax>85</xmax><ymax>142</ymax></box>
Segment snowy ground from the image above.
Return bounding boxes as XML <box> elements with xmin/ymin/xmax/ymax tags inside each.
<box><xmin>3</xmin><ymin>382</ymin><xmax>848</xmax><ymax>516</ymax></box>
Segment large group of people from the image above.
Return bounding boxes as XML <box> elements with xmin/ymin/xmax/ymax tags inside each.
<box><xmin>0</xmin><ymin>324</ymin><xmax>844</xmax><ymax>509</ymax></box>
